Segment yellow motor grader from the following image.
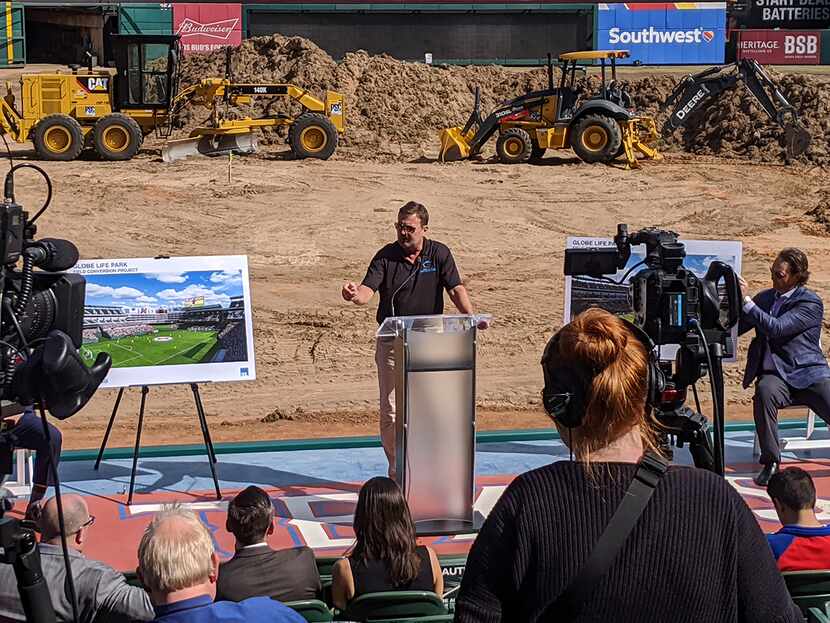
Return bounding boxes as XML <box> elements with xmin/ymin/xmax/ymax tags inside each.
<box><xmin>439</xmin><ymin>50</ymin><xmax>659</xmax><ymax>168</ymax></box>
<box><xmin>0</xmin><ymin>34</ymin><xmax>344</xmax><ymax>162</ymax></box>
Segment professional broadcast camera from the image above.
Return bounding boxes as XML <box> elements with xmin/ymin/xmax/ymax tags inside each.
<box><xmin>564</xmin><ymin>224</ymin><xmax>741</xmax><ymax>476</ymax></box>
<box><xmin>0</xmin><ymin>163</ymin><xmax>112</xmax><ymax>623</ymax></box>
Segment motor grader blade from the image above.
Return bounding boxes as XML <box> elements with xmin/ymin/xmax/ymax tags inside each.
<box><xmin>438</xmin><ymin>126</ymin><xmax>472</xmax><ymax>162</ymax></box>
<box><xmin>161</xmin><ymin>132</ymin><xmax>258</xmax><ymax>163</ymax></box>
<box><xmin>783</xmin><ymin>122</ymin><xmax>811</xmax><ymax>160</ymax></box>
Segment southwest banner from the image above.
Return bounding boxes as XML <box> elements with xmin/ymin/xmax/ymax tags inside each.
<box><xmin>597</xmin><ymin>3</ymin><xmax>726</xmax><ymax>65</ymax></box>
<box><xmin>173</xmin><ymin>3</ymin><xmax>243</xmax><ymax>55</ymax></box>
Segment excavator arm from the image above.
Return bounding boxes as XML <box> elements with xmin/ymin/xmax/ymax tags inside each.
<box><xmin>661</xmin><ymin>59</ymin><xmax>810</xmax><ymax>160</ymax></box>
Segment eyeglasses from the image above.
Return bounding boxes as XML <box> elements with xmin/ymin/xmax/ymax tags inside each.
<box><xmin>394</xmin><ymin>223</ymin><xmax>419</xmax><ymax>234</ymax></box>
<box><xmin>79</xmin><ymin>515</ymin><xmax>95</xmax><ymax>530</ymax></box>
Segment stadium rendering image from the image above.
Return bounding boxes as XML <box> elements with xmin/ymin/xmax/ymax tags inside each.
<box><xmin>80</xmin><ymin>270</ymin><xmax>249</xmax><ymax>368</ymax></box>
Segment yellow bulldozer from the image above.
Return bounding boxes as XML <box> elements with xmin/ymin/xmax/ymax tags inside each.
<box><xmin>0</xmin><ymin>34</ymin><xmax>344</xmax><ymax>162</ymax></box>
<box><xmin>439</xmin><ymin>50</ymin><xmax>659</xmax><ymax>168</ymax></box>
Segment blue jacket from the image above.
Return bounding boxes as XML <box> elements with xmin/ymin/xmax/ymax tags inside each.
<box><xmin>739</xmin><ymin>286</ymin><xmax>830</xmax><ymax>389</ymax></box>
<box><xmin>153</xmin><ymin>595</ymin><xmax>305</xmax><ymax>623</ymax></box>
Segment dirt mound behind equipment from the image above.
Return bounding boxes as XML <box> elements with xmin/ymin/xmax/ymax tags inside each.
<box><xmin>178</xmin><ymin>34</ymin><xmax>830</xmax><ymax>164</ymax></box>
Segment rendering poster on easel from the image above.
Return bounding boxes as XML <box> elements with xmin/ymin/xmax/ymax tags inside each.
<box><xmin>72</xmin><ymin>255</ymin><xmax>256</xmax><ymax>388</ymax></box>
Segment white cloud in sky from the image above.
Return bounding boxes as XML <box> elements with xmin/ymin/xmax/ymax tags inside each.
<box><xmin>209</xmin><ymin>270</ymin><xmax>243</xmax><ymax>291</ymax></box>
<box><xmin>148</xmin><ymin>272</ymin><xmax>188</xmax><ymax>284</ymax></box>
<box><xmin>87</xmin><ymin>284</ymin><xmax>147</xmax><ymax>299</ymax></box>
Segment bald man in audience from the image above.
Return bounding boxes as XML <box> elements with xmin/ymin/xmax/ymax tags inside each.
<box><xmin>0</xmin><ymin>493</ymin><xmax>153</xmax><ymax>622</ymax></box>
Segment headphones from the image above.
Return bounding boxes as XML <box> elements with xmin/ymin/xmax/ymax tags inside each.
<box><xmin>540</xmin><ymin>318</ymin><xmax>665</xmax><ymax>429</ymax></box>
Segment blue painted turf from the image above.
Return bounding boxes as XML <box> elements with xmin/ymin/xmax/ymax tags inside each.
<box><xmin>47</xmin><ymin>426</ymin><xmax>830</xmax><ymax>499</ymax></box>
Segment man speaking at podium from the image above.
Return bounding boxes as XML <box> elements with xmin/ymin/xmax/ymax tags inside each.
<box><xmin>342</xmin><ymin>201</ymin><xmax>477</xmax><ymax>479</ymax></box>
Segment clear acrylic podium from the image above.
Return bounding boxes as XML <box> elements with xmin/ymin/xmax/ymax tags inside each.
<box><xmin>376</xmin><ymin>314</ymin><xmax>489</xmax><ymax>535</ymax></box>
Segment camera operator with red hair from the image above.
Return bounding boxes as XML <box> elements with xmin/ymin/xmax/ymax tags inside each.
<box><xmin>455</xmin><ymin>308</ymin><xmax>799</xmax><ymax>623</ymax></box>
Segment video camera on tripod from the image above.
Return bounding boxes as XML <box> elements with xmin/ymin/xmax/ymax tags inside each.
<box><xmin>564</xmin><ymin>224</ymin><xmax>741</xmax><ymax>475</ymax></box>
<box><xmin>0</xmin><ymin>162</ymin><xmax>112</xmax><ymax>623</ymax></box>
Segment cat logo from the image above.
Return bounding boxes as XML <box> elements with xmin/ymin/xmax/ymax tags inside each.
<box><xmin>80</xmin><ymin>77</ymin><xmax>109</xmax><ymax>92</ymax></box>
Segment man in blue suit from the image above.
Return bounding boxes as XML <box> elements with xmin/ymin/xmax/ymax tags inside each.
<box><xmin>739</xmin><ymin>248</ymin><xmax>830</xmax><ymax>486</ymax></box>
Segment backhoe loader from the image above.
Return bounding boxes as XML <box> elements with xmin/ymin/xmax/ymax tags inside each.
<box><xmin>439</xmin><ymin>50</ymin><xmax>660</xmax><ymax>168</ymax></box>
<box><xmin>0</xmin><ymin>35</ymin><xmax>344</xmax><ymax>162</ymax></box>
<box><xmin>661</xmin><ymin>59</ymin><xmax>810</xmax><ymax>161</ymax></box>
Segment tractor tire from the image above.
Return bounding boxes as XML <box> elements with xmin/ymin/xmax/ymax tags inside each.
<box><xmin>289</xmin><ymin>113</ymin><xmax>338</xmax><ymax>160</ymax></box>
<box><xmin>93</xmin><ymin>113</ymin><xmax>143</xmax><ymax>161</ymax></box>
<box><xmin>530</xmin><ymin>144</ymin><xmax>546</xmax><ymax>162</ymax></box>
<box><xmin>571</xmin><ymin>114</ymin><xmax>622</xmax><ymax>164</ymax></box>
<box><xmin>496</xmin><ymin>128</ymin><xmax>532</xmax><ymax>164</ymax></box>
<box><xmin>32</xmin><ymin>114</ymin><xmax>84</xmax><ymax>161</ymax></box>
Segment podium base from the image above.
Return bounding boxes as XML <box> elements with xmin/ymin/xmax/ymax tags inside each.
<box><xmin>413</xmin><ymin>514</ymin><xmax>484</xmax><ymax>537</ymax></box>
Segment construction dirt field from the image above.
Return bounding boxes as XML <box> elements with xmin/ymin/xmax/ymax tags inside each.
<box><xmin>8</xmin><ymin>38</ymin><xmax>830</xmax><ymax>450</ymax></box>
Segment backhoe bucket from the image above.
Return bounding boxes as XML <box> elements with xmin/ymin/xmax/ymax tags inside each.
<box><xmin>620</xmin><ymin>117</ymin><xmax>661</xmax><ymax>170</ymax></box>
<box><xmin>438</xmin><ymin>127</ymin><xmax>472</xmax><ymax>162</ymax></box>
<box><xmin>783</xmin><ymin>123</ymin><xmax>811</xmax><ymax>160</ymax></box>
<box><xmin>162</xmin><ymin>132</ymin><xmax>258</xmax><ymax>163</ymax></box>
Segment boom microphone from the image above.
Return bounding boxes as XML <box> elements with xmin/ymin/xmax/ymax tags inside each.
<box><xmin>24</xmin><ymin>239</ymin><xmax>79</xmax><ymax>272</ymax></box>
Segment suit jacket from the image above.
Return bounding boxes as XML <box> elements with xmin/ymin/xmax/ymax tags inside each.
<box><xmin>216</xmin><ymin>544</ymin><xmax>321</xmax><ymax>603</ymax></box>
<box><xmin>739</xmin><ymin>286</ymin><xmax>830</xmax><ymax>389</ymax></box>
<box><xmin>0</xmin><ymin>543</ymin><xmax>153</xmax><ymax>623</ymax></box>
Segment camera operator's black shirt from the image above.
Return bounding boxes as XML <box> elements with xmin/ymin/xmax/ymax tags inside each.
<box><xmin>361</xmin><ymin>238</ymin><xmax>462</xmax><ymax>324</ymax></box>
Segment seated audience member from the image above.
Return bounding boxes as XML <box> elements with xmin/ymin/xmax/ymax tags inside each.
<box><xmin>767</xmin><ymin>467</ymin><xmax>830</xmax><ymax>571</ymax></box>
<box><xmin>454</xmin><ymin>308</ymin><xmax>800</xmax><ymax>623</ymax></box>
<box><xmin>0</xmin><ymin>494</ymin><xmax>153</xmax><ymax>623</ymax></box>
<box><xmin>331</xmin><ymin>477</ymin><xmax>443</xmax><ymax>610</ymax></box>
<box><xmin>138</xmin><ymin>505</ymin><xmax>304</xmax><ymax>623</ymax></box>
<box><xmin>217</xmin><ymin>485</ymin><xmax>321</xmax><ymax>602</ymax></box>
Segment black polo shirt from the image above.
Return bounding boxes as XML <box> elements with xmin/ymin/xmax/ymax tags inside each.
<box><xmin>361</xmin><ymin>238</ymin><xmax>462</xmax><ymax>324</ymax></box>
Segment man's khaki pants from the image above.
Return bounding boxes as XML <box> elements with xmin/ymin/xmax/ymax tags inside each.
<box><xmin>375</xmin><ymin>338</ymin><xmax>396</xmax><ymax>479</ymax></box>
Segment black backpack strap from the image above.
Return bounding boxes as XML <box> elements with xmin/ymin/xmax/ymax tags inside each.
<box><xmin>539</xmin><ymin>451</ymin><xmax>670</xmax><ymax>622</ymax></box>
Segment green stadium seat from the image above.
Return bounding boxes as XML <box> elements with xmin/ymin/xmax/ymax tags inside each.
<box><xmin>284</xmin><ymin>599</ymin><xmax>334</xmax><ymax>622</ymax></box>
<box><xmin>316</xmin><ymin>556</ymin><xmax>340</xmax><ymax>583</ymax></box>
<box><xmin>335</xmin><ymin>590</ymin><xmax>448</xmax><ymax>622</ymax></box>
<box><xmin>783</xmin><ymin>570</ymin><xmax>830</xmax><ymax>622</ymax></box>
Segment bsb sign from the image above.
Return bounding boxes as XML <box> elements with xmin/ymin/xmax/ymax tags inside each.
<box><xmin>597</xmin><ymin>3</ymin><xmax>726</xmax><ymax>65</ymax></box>
<box><xmin>737</xmin><ymin>30</ymin><xmax>821</xmax><ymax>64</ymax></box>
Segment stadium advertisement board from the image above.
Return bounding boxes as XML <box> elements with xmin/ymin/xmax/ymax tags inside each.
<box><xmin>737</xmin><ymin>30</ymin><xmax>822</xmax><ymax>64</ymax></box>
<box><xmin>597</xmin><ymin>3</ymin><xmax>726</xmax><ymax>65</ymax></box>
<box><xmin>72</xmin><ymin>255</ymin><xmax>256</xmax><ymax>388</ymax></box>
<box><xmin>742</xmin><ymin>0</ymin><xmax>830</xmax><ymax>30</ymax></box>
<box><xmin>564</xmin><ymin>237</ymin><xmax>742</xmax><ymax>362</ymax></box>
<box><xmin>173</xmin><ymin>3</ymin><xmax>242</xmax><ymax>55</ymax></box>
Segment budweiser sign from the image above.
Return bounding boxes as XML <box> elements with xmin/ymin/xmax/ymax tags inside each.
<box><xmin>176</xmin><ymin>17</ymin><xmax>239</xmax><ymax>40</ymax></box>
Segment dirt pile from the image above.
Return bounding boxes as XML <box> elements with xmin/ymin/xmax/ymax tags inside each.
<box><xmin>178</xmin><ymin>34</ymin><xmax>830</xmax><ymax>164</ymax></box>
<box><xmin>634</xmin><ymin>72</ymin><xmax>830</xmax><ymax>164</ymax></box>
<box><xmin>804</xmin><ymin>188</ymin><xmax>830</xmax><ymax>235</ymax></box>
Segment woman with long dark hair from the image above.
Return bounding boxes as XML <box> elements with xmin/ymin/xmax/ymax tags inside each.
<box><xmin>455</xmin><ymin>308</ymin><xmax>800</xmax><ymax>623</ymax></box>
<box><xmin>331</xmin><ymin>477</ymin><xmax>443</xmax><ymax>609</ymax></box>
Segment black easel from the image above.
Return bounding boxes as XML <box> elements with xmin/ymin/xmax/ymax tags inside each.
<box><xmin>94</xmin><ymin>383</ymin><xmax>221</xmax><ymax>505</ymax></box>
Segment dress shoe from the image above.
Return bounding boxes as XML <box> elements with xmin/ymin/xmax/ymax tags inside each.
<box><xmin>754</xmin><ymin>462</ymin><xmax>780</xmax><ymax>487</ymax></box>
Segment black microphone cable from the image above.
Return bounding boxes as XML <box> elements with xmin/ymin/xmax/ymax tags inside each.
<box><xmin>390</xmin><ymin>257</ymin><xmax>422</xmax><ymax>318</ymax></box>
